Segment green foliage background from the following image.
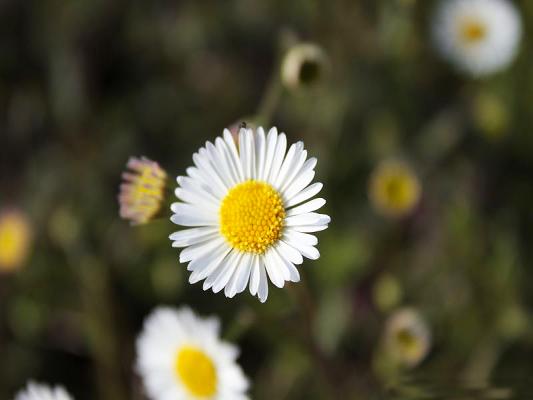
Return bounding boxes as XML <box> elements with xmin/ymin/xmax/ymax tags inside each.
<box><xmin>2</xmin><ymin>0</ymin><xmax>533</xmax><ymax>399</ymax></box>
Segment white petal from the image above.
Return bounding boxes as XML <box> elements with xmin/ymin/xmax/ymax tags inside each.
<box><xmin>187</xmin><ymin>240</ymin><xmax>230</xmax><ymax>272</ymax></box>
<box><xmin>282</xmin><ymin>169</ymin><xmax>315</xmax><ymax>201</ymax></box>
<box><xmin>283</xmin><ymin>237</ymin><xmax>321</xmax><ymax>260</ymax></box>
<box><xmin>225</xmin><ymin>253</ymin><xmax>253</xmax><ymax>298</ymax></box>
<box><xmin>285</xmin><ymin>182</ymin><xmax>323</xmax><ymax>208</ymax></box>
<box><xmin>291</xmin><ymin>224</ymin><xmax>329</xmax><ymax>233</ymax></box>
<box><xmin>257</xmin><ymin>260</ymin><xmax>269</xmax><ymax>303</ymax></box>
<box><xmin>170</xmin><ymin>204</ymin><xmax>218</xmax><ymax>227</ymax></box>
<box><xmin>203</xmin><ymin>250</ymin><xmax>237</xmax><ymax>291</ymax></box>
<box><xmin>300</xmin><ymin>245</ymin><xmax>320</xmax><ymax>260</ymax></box>
<box><xmin>249</xmin><ymin>256</ymin><xmax>261</xmax><ymax>296</ymax></box>
<box><xmin>174</xmin><ymin>188</ymin><xmax>218</xmax><ymax>212</ymax></box>
<box><xmin>186</xmin><ymin>163</ymin><xmax>227</xmax><ymax>199</ymax></box>
<box><xmin>192</xmin><ymin>147</ymin><xmax>229</xmax><ymax>191</ymax></box>
<box><xmin>206</xmin><ymin>141</ymin><xmax>234</xmax><ymax>188</ymax></box>
<box><xmin>189</xmin><ymin>245</ymin><xmax>232</xmax><ymax>283</ymax></box>
<box><xmin>285</xmin><ymin>212</ymin><xmax>331</xmax><ymax>227</ymax></box>
<box><xmin>287</xmin><ymin>198</ymin><xmax>326</xmax><ymax>216</ymax></box>
<box><xmin>276</xmin><ymin>240</ymin><xmax>303</xmax><ymax>265</ymax></box>
<box><xmin>235</xmin><ymin>254</ymin><xmax>254</xmax><ymax>294</ymax></box>
<box><xmin>179</xmin><ymin>236</ymin><xmax>226</xmax><ymax>263</ymax></box>
<box><xmin>284</xmin><ymin>230</ymin><xmax>318</xmax><ymax>246</ymax></box>
<box><xmin>274</xmin><ymin>141</ymin><xmax>303</xmax><ymax>189</ymax></box>
<box><xmin>263</xmin><ymin>250</ymin><xmax>285</xmax><ymax>288</ymax></box>
<box><xmin>213</xmin><ymin>252</ymin><xmax>243</xmax><ymax>293</ymax></box>
<box><xmin>267</xmin><ymin>132</ymin><xmax>287</xmax><ymax>184</ymax></box>
<box><xmin>239</xmin><ymin>128</ymin><xmax>255</xmax><ymax>179</ymax></box>
<box><xmin>215</xmin><ymin>137</ymin><xmax>239</xmax><ymax>186</ymax></box>
<box><xmin>178</xmin><ymin>174</ymin><xmax>221</xmax><ymax>203</ymax></box>
<box><xmin>280</xmin><ymin>156</ymin><xmax>315</xmax><ymax>193</ymax></box>
<box><xmin>271</xmin><ymin>246</ymin><xmax>300</xmax><ymax>282</ymax></box>
<box><xmin>255</xmin><ymin>127</ymin><xmax>266</xmax><ymax>181</ymax></box>
<box><xmin>169</xmin><ymin>227</ymin><xmax>219</xmax><ymax>247</ymax></box>
<box><xmin>223</xmin><ymin>129</ymin><xmax>244</xmax><ymax>181</ymax></box>
<box><xmin>261</xmin><ymin>127</ymin><xmax>278</xmax><ymax>181</ymax></box>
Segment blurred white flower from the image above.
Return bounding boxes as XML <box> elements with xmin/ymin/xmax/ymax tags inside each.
<box><xmin>433</xmin><ymin>0</ymin><xmax>522</xmax><ymax>76</ymax></box>
<box><xmin>136</xmin><ymin>306</ymin><xmax>249</xmax><ymax>400</ymax></box>
<box><xmin>384</xmin><ymin>308</ymin><xmax>431</xmax><ymax>368</ymax></box>
<box><xmin>15</xmin><ymin>382</ymin><xmax>73</xmax><ymax>400</ymax></box>
<box><xmin>170</xmin><ymin>127</ymin><xmax>330</xmax><ymax>302</ymax></box>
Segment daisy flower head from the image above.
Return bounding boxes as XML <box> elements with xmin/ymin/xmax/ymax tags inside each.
<box><xmin>383</xmin><ymin>308</ymin><xmax>431</xmax><ymax>368</ymax></box>
<box><xmin>433</xmin><ymin>0</ymin><xmax>522</xmax><ymax>77</ymax></box>
<box><xmin>281</xmin><ymin>43</ymin><xmax>328</xmax><ymax>90</ymax></box>
<box><xmin>369</xmin><ymin>160</ymin><xmax>421</xmax><ymax>219</ymax></box>
<box><xmin>136</xmin><ymin>306</ymin><xmax>249</xmax><ymax>400</ymax></box>
<box><xmin>0</xmin><ymin>208</ymin><xmax>32</xmax><ymax>272</ymax></box>
<box><xmin>14</xmin><ymin>382</ymin><xmax>73</xmax><ymax>400</ymax></box>
<box><xmin>170</xmin><ymin>127</ymin><xmax>330</xmax><ymax>302</ymax></box>
<box><xmin>118</xmin><ymin>156</ymin><xmax>167</xmax><ymax>225</ymax></box>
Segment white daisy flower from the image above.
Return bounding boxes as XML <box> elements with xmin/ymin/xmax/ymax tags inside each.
<box><xmin>433</xmin><ymin>0</ymin><xmax>522</xmax><ymax>76</ymax></box>
<box><xmin>136</xmin><ymin>306</ymin><xmax>249</xmax><ymax>400</ymax></box>
<box><xmin>169</xmin><ymin>126</ymin><xmax>330</xmax><ymax>302</ymax></box>
<box><xmin>14</xmin><ymin>382</ymin><xmax>73</xmax><ymax>400</ymax></box>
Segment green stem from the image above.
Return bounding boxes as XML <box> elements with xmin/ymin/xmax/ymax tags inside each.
<box><xmin>254</xmin><ymin>75</ymin><xmax>283</xmax><ymax>127</ymax></box>
<box><xmin>289</xmin><ymin>281</ymin><xmax>343</xmax><ymax>399</ymax></box>
<box><xmin>63</xmin><ymin>239</ymin><xmax>127</xmax><ymax>400</ymax></box>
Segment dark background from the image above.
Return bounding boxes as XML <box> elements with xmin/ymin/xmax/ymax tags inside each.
<box><xmin>1</xmin><ymin>0</ymin><xmax>533</xmax><ymax>399</ymax></box>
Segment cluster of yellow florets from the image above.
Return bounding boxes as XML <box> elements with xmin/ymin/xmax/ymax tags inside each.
<box><xmin>219</xmin><ymin>180</ymin><xmax>285</xmax><ymax>254</ymax></box>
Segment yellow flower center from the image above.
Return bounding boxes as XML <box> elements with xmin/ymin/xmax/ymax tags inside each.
<box><xmin>460</xmin><ymin>19</ymin><xmax>487</xmax><ymax>44</ymax></box>
<box><xmin>0</xmin><ymin>213</ymin><xmax>31</xmax><ymax>271</ymax></box>
<box><xmin>175</xmin><ymin>346</ymin><xmax>217</xmax><ymax>397</ymax></box>
<box><xmin>384</xmin><ymin>175</ymin><xmax>415</xmax><ymax>209</ymax></box>
<box><xmin>219</xmin><ymin>180</ymin><xmax>285</xmax><ymax>254</ymax></box>
<box><xmin>396</xmin><ymin>328</ymin><xmax>422</xmax><ymax>359</ymax></box>
<box><xmin>370</xmin><ymin>163</ymin><xmax>421</xmax><ymax>218</ymax></box>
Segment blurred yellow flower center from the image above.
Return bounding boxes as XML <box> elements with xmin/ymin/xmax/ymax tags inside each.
<box><xmin>384</xmin><ymin>175</ymin><xmax>413</xmax><ymax>207</ymax></box>
<box><xmin>396</xmin><ymin>328</ymin><xmax>421</xmax><ymax>358</ymax></box>
<box><xmin>370</xmin><ymin>163</ymin><xmax>421</xmax><ymax>218</ymax></box>
<box><xmin>0</xmin><ymin>212</ymin><xmax>31</xmax><ymax>271</ymax></box>
<box><xmin>220</xmin><ymin>180</ymin><xmax>285</xmax><ymax>254</ymax></box>
<box><xmin>175</xmin><ymin>346</ymin><xmax>217</xmax><ymax>397</ymax></box>
<box><xmin>460</xmin><ymin>19</ymin><xmax>487</xmax><ymax>44</ymax></box>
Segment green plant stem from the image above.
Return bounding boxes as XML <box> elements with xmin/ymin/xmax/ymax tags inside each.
<box><xmin>63</xmin><ymin>241</ymin><xmax>127</xmax><ymax>400</ymax></box>
<box><xmin>289</xmin><ymin>281</ymin><xmax>344</xmax><ymax>399</ymax></box>
<box><xmin>254</xmin><ymin>72</ymin><xmax>283</xmax><ymax>127</ymax></box>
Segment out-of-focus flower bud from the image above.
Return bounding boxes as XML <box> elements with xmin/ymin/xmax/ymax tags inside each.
<box><xmin>383</xmin><ymin>308</ymin><xmax>431</xmax><ymax>368</ymax></box>
<box><xmin>118</xmin><ymin>157</ymin><xmax>167</xmax><ymax>225</ymax></box>
<box><xmin>369</xmin><ymin>160</ymin><xmax>421</xmax><ymax>218</ymax></box>
<box><xmin>281</xmin><ymin>43</ymin><xmax>328</xmax><ymax>90</ymax></box>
